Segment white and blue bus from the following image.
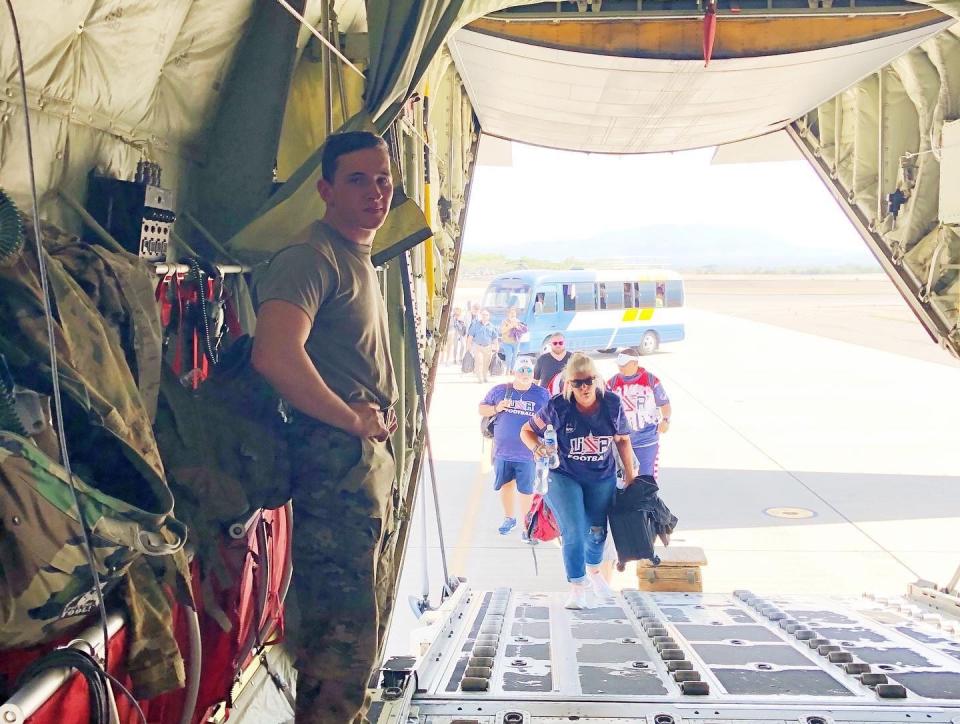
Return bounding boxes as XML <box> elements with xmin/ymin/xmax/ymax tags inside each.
<box><xmin>480</xmin><ymin>269</ymin><xmax>685</xmax><ymax>356</ymax></box>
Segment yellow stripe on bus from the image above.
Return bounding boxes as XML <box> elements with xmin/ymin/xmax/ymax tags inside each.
<box><xmin>622</xmin><ymin>308</ymin><xmax>654</xmax><ymax>322</ymax></box>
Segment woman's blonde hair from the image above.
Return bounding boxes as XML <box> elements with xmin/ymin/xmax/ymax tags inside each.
<box><xmin>562</xmin><ymin>352</ymin><xmax>604</xmax><ymax>401</ymax></box>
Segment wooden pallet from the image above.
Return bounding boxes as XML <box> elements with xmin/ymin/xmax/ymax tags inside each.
<box><xmin>636</xmin><ymin>546</ymin><xmax>707</xmax><ymax>592</ymax></box>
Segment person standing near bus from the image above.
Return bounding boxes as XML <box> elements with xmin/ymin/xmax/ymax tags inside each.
<box><xmin>478</xmin><ymin>357</ymin><xmax>550</xmax><ymax>539</ymax></box>
<box><xmin>519</xmin><ymin>353</ymin><xmax>636</xmax><ymax>609</ymax></box>
<box><xmin>467</xmin><ymin>309</ymin><xmax>499</xmax><ymax>383</ymax></box>
<box><xmin>499</xmin><ymin>307</ymin><xmax>526</xmax><ymax>371</ymax></box>
<box><xmin>534</xmin><ymin>332</ymin><xmax>571</xmax><ymax>390</ymax></box>
<box><xmin>606</xmin><ymin>348</ymin><xmax>671</xmax><ymax>478</ymax></box>
<box><xmin>445</xmin><ymin>307</ymin><xmax>467</xmax><ymax>365</ymax></box>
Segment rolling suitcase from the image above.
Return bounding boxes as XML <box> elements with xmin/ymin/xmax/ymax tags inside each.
<box><xmin>607</xmin><ymin>475</ymin><xmax>677</xmax><ymax>570</ymax></box>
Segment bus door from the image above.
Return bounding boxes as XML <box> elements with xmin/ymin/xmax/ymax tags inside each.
<box><xmin>527</xmin><ymin>284</ymin><xmax>562</xmax><ymax>352</ymax></box>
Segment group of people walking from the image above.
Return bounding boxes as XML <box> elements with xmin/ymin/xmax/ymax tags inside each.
<box><xmin>476</xmin><ymin>333</ymin><xmax>672</xmax><ymax>609</ymax></box>
<box><xmin>446</xmin><ymin>304</ymin><xmax>529</xmax><ymax>382</ymax></box>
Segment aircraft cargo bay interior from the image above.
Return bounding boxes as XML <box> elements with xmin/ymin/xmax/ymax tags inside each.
<box><xmin>1</xmin><ymin>2</ymin><xmax>959</xmax><ymax>723</ymax></box>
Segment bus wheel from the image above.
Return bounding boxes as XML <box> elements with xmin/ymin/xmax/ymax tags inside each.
<box><xmin>639</xmin><ymin>331</ymin><xmax>659</xmax><ymax>355</ymax></box>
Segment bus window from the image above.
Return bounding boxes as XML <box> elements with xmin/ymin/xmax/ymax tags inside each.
<box><xmin>623</xmin><ymin>282</ymin><xmax>636</xmax><ymax>308</ymax></box>
<box><xmin>655</xmin><ymin>281</ymin><xmax>666</xmax><ymax>307</ymax></box>
<box><xmin>604</xmin><ymin>283</ymin><xmax>624</xmax><ymax>309</ymax></box>
<box><xmin>562</xmin><ymin>284</ymin><xmax>576</xmax><ymax>311</ymax></box>
<box><xmin>536</xmin><ymin>291</ymin><xmax>557</xmax><ymax>314</ymax></box>
<box><xmin>665</xmin><ymin>280</ymin><xmax>684</xmax><ymax>307</ymax></box>
<box><xmin>597</xmin><ymin>283</ymin><xmax>608</xmax><ymax>310</ymax></box>
<box><xmin>635</xmin><ymin>281</ymin><xmax>656</xmax><ymax>307</ymax></box>
<box><xmin>574</xmin><ymin>282</ymin><xmax>595</xmax><ymax>311</ymax></box>
<box><xmin>482</xmin><ymin>281</ymin><xmax>531</xmax><ymax>312</ymax></box>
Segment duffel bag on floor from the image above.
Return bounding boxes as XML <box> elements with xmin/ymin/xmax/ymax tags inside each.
<box><xmin>0</xmin><ymin>432</ymin><xmax>187</xmax><ymax>648</ymax></box>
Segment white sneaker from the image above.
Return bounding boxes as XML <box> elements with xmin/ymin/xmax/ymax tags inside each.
<box><xmin>589</xmin><ymin>571</ymin><xmax>616</xmax><ymax>600</ymax></box>
<box><xmin>564</xmin><ymin>583</ymin><xmax>596</xmax><ymax>610</ymax></box>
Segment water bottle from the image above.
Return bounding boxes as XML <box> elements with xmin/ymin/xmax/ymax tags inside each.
<box><xmin>534</xmin><ymin>460</ymin><xmax>549</xmax><ymax>495</ymax></box>
<box><xmin>544</xmin><ymin>424</ymin><xmax>560</xmax><ymax>470</ymax></box>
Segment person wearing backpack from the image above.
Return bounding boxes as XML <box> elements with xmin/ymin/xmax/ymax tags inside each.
<box><xmin>478</xmin><ymin>357</ymin><xmax>550</xmax><ymax>540</ymax></box>
<box><xmin>519</xmin><ymin>353</ymin><xmax>636</xmax><ymax>610</ymax></box>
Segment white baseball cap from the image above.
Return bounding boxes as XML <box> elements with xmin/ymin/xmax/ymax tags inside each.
<box><xmin>616</xmin><ymin>351</ymin><xmax>641</xmax><ymax>367</ymax></box>
<box><xmin>514</xmin><ymin>356</ymin><xmax>535</xmax><ymax>373</ymax></box>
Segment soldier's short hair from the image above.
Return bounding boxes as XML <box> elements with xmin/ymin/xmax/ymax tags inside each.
<box><xmin>322</xmin><ymin>131</ymin><xmax>389</xmax><ymax>182</ymax></box>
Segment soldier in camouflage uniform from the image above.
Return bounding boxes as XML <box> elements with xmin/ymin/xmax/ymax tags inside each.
<box><xmin>251</xmin><ymin>132</ymin><xmax>399</xmax><ymax>723</ymax></box>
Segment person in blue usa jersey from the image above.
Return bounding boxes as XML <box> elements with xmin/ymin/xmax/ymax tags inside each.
<box><xmin>478</xmin><ymin>356</ymin><xmax>550</xmax><ymax>541</ymax></box>
<box><xmin>520</xmin><ymin>352</ymin><xmax>636</xmax><ymax>610</ymax></box>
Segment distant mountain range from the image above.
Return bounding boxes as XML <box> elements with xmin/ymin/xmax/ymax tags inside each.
<box><xmin>463</xmin><ymin>224</ymin><xmax>877</xmax><ymax>273</ymax></box>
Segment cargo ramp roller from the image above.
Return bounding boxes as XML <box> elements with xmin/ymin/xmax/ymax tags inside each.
<box><xmin>366</xmin><ymin>586</ymin><xmax>960</xmax><ymax>722</ymax></box>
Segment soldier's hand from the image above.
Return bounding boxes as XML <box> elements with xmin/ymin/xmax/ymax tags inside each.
<box><xmin>348</xmin><ymin>402</ymin><xmax>390</xmax><ymax>441</ymax></box>
<box><xmin>386</xmin><ymin>408</ymin><xmax>399</xmax><ymax>434</ymax></box>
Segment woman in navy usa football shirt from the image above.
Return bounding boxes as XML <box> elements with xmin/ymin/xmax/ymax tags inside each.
<box><xmin>520</xmin><ymin>353</ymin><xmax>636</xmax><ymax>610</ymax></box>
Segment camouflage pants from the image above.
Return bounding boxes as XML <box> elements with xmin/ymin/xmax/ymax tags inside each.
<box><xmin>287</xmin><ymin>419</ymin><xmax>399</xmax><ymax>724</ymax></box>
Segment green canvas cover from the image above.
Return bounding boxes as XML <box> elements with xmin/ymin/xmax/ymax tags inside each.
<box><xmin>0</xmin><ymin>432</ymin><xmax>186</xmax><ymax>649</ymax></box>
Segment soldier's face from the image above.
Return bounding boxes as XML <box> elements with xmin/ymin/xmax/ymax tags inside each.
<box><xmin>319</xmin><ymin>146</ymin><xmax>394</xmax><ymax>231</ymax></box>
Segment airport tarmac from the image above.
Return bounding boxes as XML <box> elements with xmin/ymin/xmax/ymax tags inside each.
<box><xmin>385</xmin><ymin>275</ymin><xmax>960</xmax><ymax>656</ymax></box>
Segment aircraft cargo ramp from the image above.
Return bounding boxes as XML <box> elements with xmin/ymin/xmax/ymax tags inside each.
<box><xmin>369</xmin><ymin>586</ymin><xmax>960</xmax><ymax>722</ymax></box>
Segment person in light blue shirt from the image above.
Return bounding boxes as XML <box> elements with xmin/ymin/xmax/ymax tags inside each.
<box><xmin>520</xmin><ymin>353</ymin><xmax>636</xmax><ymax>610</ymax></box>
<box><xmin>479</xmin><ymin>357</ymin><xmax>550</xmax><ymax>541</ymax></box>
<box><xmin>466</xmin><ymin>309</ymin><xmax>499</xmax><ymax>383</ymax></box>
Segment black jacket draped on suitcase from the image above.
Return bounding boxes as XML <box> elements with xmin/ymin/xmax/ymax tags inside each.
<box><xmin>608</xmin><ymin>475</ymin><xmax>678</xmax><ymax>567</ymax></box>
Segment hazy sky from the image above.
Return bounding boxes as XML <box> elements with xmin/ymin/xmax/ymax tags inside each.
<box><xmin>462</xmin><ymin>138</ymin><xmax>871</xmax><ymax>264</ymax></box>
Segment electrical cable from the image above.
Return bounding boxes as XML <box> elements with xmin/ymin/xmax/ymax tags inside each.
<box><xmin>16</xmin><ymin>649</ymin><xmax>109</xmax><ymax>724</ymax></box>
<box><xmin>2</xmin><ymin>5</ymin><xmax>147</xmax><ymax>724</ymax></box>
<box><xmin>399</xmin><ymin>254</ymin><xmax>454</xmax><ymax>600</ymax></box>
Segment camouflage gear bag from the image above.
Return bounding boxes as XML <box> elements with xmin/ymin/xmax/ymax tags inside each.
<box><xmin>0</xmin><ymin>432</ymin><xmax>187</xmax><ymax>648</ymax></box>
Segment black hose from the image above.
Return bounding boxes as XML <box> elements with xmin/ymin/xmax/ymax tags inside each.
<box><xmin>16</xmin><ymin>648</ymin><xmax>109</xmax><ymax>724</ymax></box>
<box><xmin>0</xmin><ymin>187</ymin><xmax>24</xmax><ymax>265</ymax></box>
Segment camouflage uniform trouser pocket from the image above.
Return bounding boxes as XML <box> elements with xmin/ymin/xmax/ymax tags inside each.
<box><xmin>286</xmin><ymin>420</ymin><xmax>397</xmax><ymax>724</ymax></box>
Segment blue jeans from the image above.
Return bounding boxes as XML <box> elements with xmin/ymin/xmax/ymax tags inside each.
<box><xmin>545</xmin><ymin>471</ymin><xmax>616</xmax><ymax>583</ymax></box>
<box><xmin>501</xmin><ymin>342</ymin><xmax>518</xmax><ymax>370</ymax></box>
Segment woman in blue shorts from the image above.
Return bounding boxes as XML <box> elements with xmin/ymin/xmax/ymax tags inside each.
<box><xmin>520</xmin><ymin>353</ymin><xmax>636</xmax><ymax>609</ymax></box>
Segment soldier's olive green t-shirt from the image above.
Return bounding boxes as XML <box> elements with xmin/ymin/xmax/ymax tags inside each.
<box><xmin>253</xmin><ymin>221</ymin><xmax>398</xmax><ymax>409</ymax></box>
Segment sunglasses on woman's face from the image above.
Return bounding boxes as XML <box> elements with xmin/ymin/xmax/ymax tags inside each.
<box><xmin>569</xmin><ymin>377</ymin><xmax>594</xmax><ymax>389</ymax></box>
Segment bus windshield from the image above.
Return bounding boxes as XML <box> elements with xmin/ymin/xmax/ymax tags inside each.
<box><xmin>482</xmin><ymin>281</ymin><xmax>530</xmax><ymax>312</ymax></box>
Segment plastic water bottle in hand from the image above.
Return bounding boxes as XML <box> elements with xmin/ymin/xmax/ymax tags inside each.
<box><xmin>544</xmin><ymin>425</ymin><xmax>560</xmax><ymax>470</ymax></box>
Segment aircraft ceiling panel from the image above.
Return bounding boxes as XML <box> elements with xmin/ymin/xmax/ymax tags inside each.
<box><xmin>448</xmin><ymin>21</ymin><xmax>954</xmax><ymax>153</ymax></box>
